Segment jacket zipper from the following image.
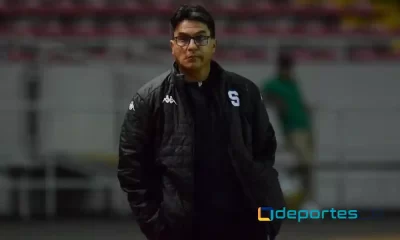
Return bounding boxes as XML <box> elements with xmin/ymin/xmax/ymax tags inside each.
<box><xmin>174</xmin><ymin>77</ymin><xmax>193</xmax><ymax>214</ymax></box>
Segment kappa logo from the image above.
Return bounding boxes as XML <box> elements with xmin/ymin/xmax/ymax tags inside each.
<box><xmin>162</xmin><ymin>95</ymin><xmax>177</xmax><ymax>105</ymax></box>
<box><xmin>129</xmin><ymin>101</ymin><xmax>135</xmax><ymax>111</ymax></box>
<box><xmin>228</xmin><ymin>90</ymin><xmax>240</xmax><ymax>107</ymax></box>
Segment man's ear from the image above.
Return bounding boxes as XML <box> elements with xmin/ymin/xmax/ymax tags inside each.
<box><xmin>170</xmin><ymin>40</ymin><xmax>174</xmax><ymax>55</ymax></box>
<box><xmin>212</xmin><ymin>39</ymin><xmax>217</xmax><ymax>53</ymax></box>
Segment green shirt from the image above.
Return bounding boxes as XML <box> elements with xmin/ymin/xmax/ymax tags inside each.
<box><xmin>261</xmin><ymin>77</ymin><xmax>311</xmax><ymax>134</ymax></box>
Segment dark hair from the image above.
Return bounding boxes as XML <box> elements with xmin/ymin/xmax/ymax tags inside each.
<box><xmin>277</xmin><ymin>53</ymin><xmax>294</xmax><ymax>69</ymax></box>
<box><xmin>170</xmin><ymin>4</ymin><xmax>215</xmax><ymax>38</ymax></box>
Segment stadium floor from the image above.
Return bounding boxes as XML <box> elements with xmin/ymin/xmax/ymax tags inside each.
<box><xmin>1</xmin><ymin>219</ymin><xmax>400</xmax><ymax>240</ymax></box>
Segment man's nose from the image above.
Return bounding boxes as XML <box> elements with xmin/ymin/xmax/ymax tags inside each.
<box><xmin>187</xmin><ymin>39</ymin><xmax>198</xmax><ymax>49</ymax></box>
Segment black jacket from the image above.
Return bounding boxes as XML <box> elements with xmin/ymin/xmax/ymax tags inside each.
<box><xmin>118</xmin><ymin>61</ymin><xmax>285</xmax><ymax>240</ymax></box>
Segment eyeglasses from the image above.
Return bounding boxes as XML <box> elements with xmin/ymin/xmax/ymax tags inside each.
<box><xmin>174</xmin><ymin>35</ymin><xmax>211</xmax><ymax>47</ymax></box>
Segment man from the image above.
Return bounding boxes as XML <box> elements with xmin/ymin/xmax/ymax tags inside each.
<box><xmin>260</xmin><ymin>53</ymin><xmax>316</xmax><ymax>209</ymax></box>
<box><xmin>118</xmin><ymin>5</ymin><xmax>285</xmax><ymax>240</ymax></box>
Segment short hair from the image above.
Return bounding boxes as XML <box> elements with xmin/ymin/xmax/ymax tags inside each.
<box><xmin>170</xmin><ymin>4</ymin><xmax>215</xmax><ymax>38</ymax></box>
<box><xmin>277</xmin><ymin>53</ymin><xmax>294</xmax><ymax>69</ymax></box>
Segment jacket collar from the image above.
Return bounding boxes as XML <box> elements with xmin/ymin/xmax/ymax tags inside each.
<box><xmin>171</xmin><ymin>60</ymin><xmax>224</xmax><ymax>88</ymax></box>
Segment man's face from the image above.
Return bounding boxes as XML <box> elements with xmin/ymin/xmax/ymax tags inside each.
<box><xmin>170</xmin><ymin>20</ymin><xmax>216</xmax><ymax>71</ymax></box>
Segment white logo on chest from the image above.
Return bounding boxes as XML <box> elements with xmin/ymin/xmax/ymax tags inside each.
<box><xmin>162</xmin><ymin>95</ymin><xmax>177</xmax><ymax>105</ymax></box>
<box><xmin>228</xmin><ymin>90</ymin><xmax>240</xmax><ymax>107</ymax></box>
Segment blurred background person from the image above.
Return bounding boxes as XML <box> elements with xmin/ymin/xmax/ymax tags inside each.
<box><xmin>260</xmin><ymin>53</ymin><xmax>317</xmax><ymax>210</ymax></box>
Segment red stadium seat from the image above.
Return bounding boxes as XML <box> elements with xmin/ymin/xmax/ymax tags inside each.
<box><xmin>223</xmin><ymin>49</ymin><xmax>248</xmax><ymax>61</ymax></box>
<box><xmin>25</xmin><ymin>0</ymin><xmax>41</xmax><ymax>8</ymax></box>
<box><xmin>38</xmin><ymin>20</ymin><xmax>63</xmax><ymax>37</ymax></box>
<box><xmin>66</xmin><ymin>18</ymin><xmax>97</xmax><ymax>37</ymax></box>
<box><xmin>351</xmin><ymin>49</ymin><xmax>377</xmax><ymax>61</ymax></box>
<box><xmin>217</xmin><ymin>0</ymin><xmax>241</xmax><ymax>10</ymax></box>
<box><xmin>301</xmin><ymin>21</ymin><xmax>331</xmax><ymax>36</ymax></box>
<box><xmin>10</xmin><ymin>19</ymin><xmax>35</xmax><ymax>36</ymax></box>
<box><xmin>316</xmin><ymin>49</ymin><xmax>338</xmax><ymax>61</ymax></box>
<box><xmin>102</xmin><ymin>20</ymin><xmax>130</xmax><ymax>36</ymax></box>
<box><xmin>292</xmin><ymin>49</ymin><xmax>314</xmax><ymax>61</ymax></box>
<box><xmin>255</xmin><ymin>0</ymin><xmax>272</xmax><ymax>9</ymax></box>
<box><xmin>275</xmin><ymin>19</ymin><xmax>294</xmax><ymax>35</ymax></box>
<box><xmin>86</xmin><ymin>0</ymin><xmax>107</xmax><ymax>8</ymax></box>
<box><xmin>245</xmin><ymin>49</ymin><xmax>268</xmax><ymax>60</ymax></box>
<box><xmin>236</xmin><ymin>21</ymin><xmax>261</xmax><ymax>36</ymax></box>
<box><xmin>0</xmin><ymin>22</ymin><xmax>10</xmax><ymax>36</ymax></box>
<box><xmin>127</xmin><ymin>2</ymin><xmax>142</xmax><ymax>9</ymax></box>
<box><xmin>135</xmin><ymin>18</ymin><xmax>165</xmax><ymax>36</ymax></box>
<box><xmin>214</xmin><ymin>19</ymin><xmax>229</xmax><ymax>35</ymax></box>
<box><xmin>59</xmin><ymin>0</ymin><xmax>74</xmax><ymax>8</ymax></box>
<box><xmin>8</xmin><ymin>47</ymin><xmax>35</xmax><ymax>62</ymax></box>
<box><xmin>155</xmin><ymin>0</ymin><xmax>174</xmax><ymax>10</ymax></box>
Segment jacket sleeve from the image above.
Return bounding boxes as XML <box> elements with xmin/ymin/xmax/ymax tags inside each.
<box><xmin>251</xmin><ymin>86</ymin><xmax>286</xmax><ymax>237</ymax></box>
<box><xmin>252</xmin><ymin>89</ymin><xmax>277</xmax><ymax>166</ymax></box>
<box><xmin>117</xmin><ymin>93</ymin><xmax>164</xmax><ymax>239</ymax></box>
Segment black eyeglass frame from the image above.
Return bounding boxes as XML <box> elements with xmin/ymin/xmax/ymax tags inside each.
<box><xmin>173</xmin><ymin>35</ymin><xmax>212</xmax><ymax>47</ymax></box>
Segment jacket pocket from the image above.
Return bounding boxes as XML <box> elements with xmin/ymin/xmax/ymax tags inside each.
<box><xmin>252</xmin><ymin>166</ymin><xmax>285</xmax><ymax>207</ymax></box>
<box><xmin>250</xmin><ymin>166</ymin><xmax>285</xmax><ymax>237</ymax></box>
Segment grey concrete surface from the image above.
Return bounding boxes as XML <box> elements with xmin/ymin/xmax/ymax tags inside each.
<box><xmin>1</xmin><ymin>220</ymin><xmax>400</xmax><ymax>240</ymax></box>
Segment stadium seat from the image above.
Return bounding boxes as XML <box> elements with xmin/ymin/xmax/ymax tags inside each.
<box><xmin>214</xmin><ymin>19</ymin><xmax>229</xmax><ymax>35</ymax></box>
<box><xmin>153</xmin><ymin>0</ymin><xmax>174</xmax><ymax>9</ymax></box>
<box><xmin>102</xmin><ymin>19</ymin><xmax>129</xmax><ymax>36</ymax></box>
<box><xmin>38</xmin><ymin>19</ymin><xmax>63</xmax><ymax>37</ymax></box>
<box><xmin>127</xmin><ymin>1</ymin><xmax>142</xmax><ymax>8</ymax></box>
<box><xmin>59</xmin><ymin>0</ymin><xmax>74</xmax><ymax>8</ymax></box>
<box><xmin>255</xmin><ymin>0</ymin><xmax>271</xmax><ymax>9</ymax></box>
<box><xmin>86</xmin><ymin>0</ymin><xmax>107</xmax><ymax>7</ymax></box>
<box><xmin>320</xmin><ymin>0</ymin><xmax>340</xmax><ymax>9</ymax></box>
<box><xmin>236</xmin><ymin>20</ymin><xmax>260</xmax><ymax>36</ymax></box>
<box><xmin>142</xmin><ymin>18</ymin><xmax>166</xmax><ymax>36</ymax></box>
<box><xmin>70</xmin><ymin>18</ymin><xmax>97</xmax><ymax>37</ymax></box>
<box><xmin>350</xmin><ymin>48</ymin><xmax>376</xmax><ymax>61</ymax></box>
<box><xmin>218</xmin><ymin>0</ymin><xmax>241</xmax><ymax>9</ymax></box>
<box><xmin>293</xmin><ymin>0</ymin><xmax>319</xmax><ymax>7</ymax></box>
<box><xmin>222</xmin><ymin>49</ymin><xmax>248</xmax><ymax>61</ymax></box>
<box><xmin>352</xmin><ymin>0</ymin><xmax>372</xmax><ymax>9</ymax></box>
<box><xmin>25</xmin><ymin>0</ymin><xmax>41</xmax><ymax>7</ymax></box>
<box><xmin>292</xmin><ymin>48</ymin><xmax>314</xmax><ymax>61</ymax></box>
<box><xmin>304</xmin><ymin>21</ymin><xmax>328</xmax><ymax>35</ymax></box>
<box><xmin>0</xmin><ymin>0</ymin><xmax>394</xmax><ymax>62</ymax></box>
<box><xmin>10</xmin><ymin>19</ymin><xmax>35</xmax><ymax>37</ymax></box>
<box><xmin>275</xmin><ymin>19</ymin><xmax>294</xmax><ymax>34</ymax></box>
